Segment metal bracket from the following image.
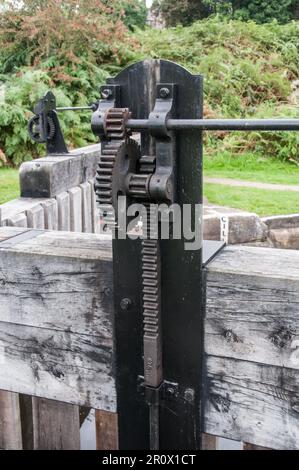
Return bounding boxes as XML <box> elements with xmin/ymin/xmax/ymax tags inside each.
<box><xmin>106</xmin><ymin>60</ymin><xmax>204</xmax><ymax>450</ymax></box>
<box><xmin>148</xmin><ymin>83</ymin><xmax>176</xmax><ymax>203</ymax></box>
<box><xmin>138</xmin><ymin>376</ymin><xmax>179</xmax><ymax>399</ymax></box>
<box><xmin>149</xmin><ymin>84</ymin><xmax>176</xmax><ymax>139</ymax></box>
<box><xmin>91</xmin><ymin>85</ymin><xmax>120</xmax><ymax>139</ymax></box>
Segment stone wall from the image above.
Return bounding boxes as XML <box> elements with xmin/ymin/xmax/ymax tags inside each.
<box><xmin>204</xmin><ymin>203</ymin><xmax>299</xmax><ymax>249</ymax></box>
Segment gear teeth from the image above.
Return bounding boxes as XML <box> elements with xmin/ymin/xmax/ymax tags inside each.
<box><xmin>139</xmin><ymin>156</ymin><xmax>156</xmax><ymax>174</ymax></box>
<box><xmin>128</xmin><ymin>174</ymin><xmax>150</xmax><ymax>198</ymax></box>
<box><xmin>105</xmin><ymin>108</ymin><xmax>131</xmax><ymax>140</ymax></box>
<box><xmin>94</xmin><ymin>141</ymin><xmax>118</xmax><ymax>226</ymax></box>
<box><xmin>141</xmin><ymin>205</ymin><xmax>160</xmax><ymax>341</ymax></box>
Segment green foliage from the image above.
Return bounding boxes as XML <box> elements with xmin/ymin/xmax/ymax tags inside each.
<box><xmin>135</xmin><ymin>18</ymin><xmax>299</xmax><ymax>162</ymax></box>
<box><xmin>152</xmin><ymin>0</ymin><xmax>210</xmax><ymax>26</ymax></box>
<box><xmin>0</xmin><ymin>66</ymin><xmax>108</xmax><ymax>166</ymax></box>
<box><xmin>235</xmin><ymin>1</ymin><xmax>294</xmax><ymax>24</ymax></box>
<box><xmin>153</xmin><ymin>0</ymin><xmax>299</xmax><ymax>25</ymax></box>
<box><xmin>0</xmin><ymin>11</ymin><xmax>298</xmax><ymax>167</ymax></box>
<box><xmin>122</xmin><ymin>0</ymin><xmax>148</xmax><ymax>30</ymax></box>
<box><xmin>0</xmin><ymin>0</ymin><xmax>136</xmax><ymax>73</ymax></box>
<box><xmin>0</xmin><ymin>0</ymin><xmax>137</xmax><ymax>166</ymax></box>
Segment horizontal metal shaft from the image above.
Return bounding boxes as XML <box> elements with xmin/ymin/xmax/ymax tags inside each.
<box><xmin>127</xmin><ymin>118</ymin><xmax>299</xmax><ymax>131</ymax></box>
<box><xmin>57</xmin><ymin>106</ymin><xmax>93</xmax><ymax>112</ymax></box>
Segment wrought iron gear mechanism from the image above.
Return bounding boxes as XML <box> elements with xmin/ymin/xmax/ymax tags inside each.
<box><xmin>28</xmin><ymin>91</ymin><xmax>68</xmax><ymax>154</ymax></box>
<box><xmin>27</xmin><ymin>59</ymin><xmax>298</xmax><ymax>451</ymax></box>
<box><xmin>91</xmin><ymin>61</ymin><xmax>203</xmax><ymax>451</ymax></box>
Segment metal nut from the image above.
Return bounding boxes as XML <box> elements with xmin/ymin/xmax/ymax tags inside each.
<box><xmin>166</xmin><ymin>386</ymin><xmax>175</xmax><ymax>396</ymax></box>
<box><xmin>159</xmin><ymin>87</ymin><xmax>170</xmax><ymax>99</ymax></box>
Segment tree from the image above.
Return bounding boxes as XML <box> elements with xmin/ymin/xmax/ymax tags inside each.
<box><xmin>204</xmin><ymin>0</ymin><xmax>297</xmax><ymax>23</ymax></box>
<box><xmin>152</xmin><ymin>0</ymin><xmax>299</xmax><ymax>25</ymax></box>
<box><xmin>152</xmin><ymin>0</ymin><xmax>210</xmax><ymax>27</ymax></box>
<box><xmin>234</xmin><ymin>0</ymin><xmax>294</xmax><ymax>24</ymax></box>
<box><xmin>122</xmin><ymin>0</ymin><xmax>148</xmax><ymax>30</ymax></box>
<box><xmin>0</xmin><ymin>0</ymin><xmax>136</xmax><ymax>73</ymax></box>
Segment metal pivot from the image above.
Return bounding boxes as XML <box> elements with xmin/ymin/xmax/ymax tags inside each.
<box><xmin>93</xmin><ymin>60</ymin><xmax>204</xmax><ymax>450</ymax></box>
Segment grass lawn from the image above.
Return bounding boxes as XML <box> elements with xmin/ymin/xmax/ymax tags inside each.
<box><xmin>204</xmin><ymin>183</ymin><xmax>299</xmax><ymax>217</ymax></box>
<box><xmin>0</xmin><ymin>168</ymin><xmax>20</xmax><ymax>204</ymax></box>
<box><xmin>203</xmin><ymin>152</ymin><xmax>299</xmax><ymax>216</ymax></box>
<box><xmin>204</xmin><ymin>152</ymin><xmax>299</xmax><ymax>185</ymax></box>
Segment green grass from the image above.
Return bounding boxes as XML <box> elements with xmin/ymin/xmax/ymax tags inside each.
<box><xmin>204</xmin><ymin>153</ymin><xmax>299</xmax><ymax>215</ymax></box>
<box><xmin>0</xmin><ymin>156</ymin><xmax>298</xmax><ymax>217</ymax></box>
<box><xmin>204</xmin><ymin>152</ymin><xmax>299</xmax><ymax>185</ymax></box>
<box><xmin>0</xmin><ymin>168</ymin><xmax>20</xmax><ymax>204</ymax></box>
<box><xmin>204</xmin><ymin>183</ymin><xmax>299</xmax><ymax>216</ymax></box>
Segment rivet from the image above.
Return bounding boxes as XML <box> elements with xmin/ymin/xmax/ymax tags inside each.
<box><xmin>184</xmin><ymin>388</ymin><xmax>194</xmax><ymax>403</ymax></box>
<box><xmin>120</xmin><ymin>298</ymin><xmax>132</xmax><ymax>311</ymax></box>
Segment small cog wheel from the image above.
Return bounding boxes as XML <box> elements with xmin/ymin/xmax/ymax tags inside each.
<box><xmin>28</xmin><ymin>115</ymin><xmax>56</xmax><ymax>143</ymax></box>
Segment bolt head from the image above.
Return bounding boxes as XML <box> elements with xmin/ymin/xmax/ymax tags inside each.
<box><xmin>184</xmin><ymin>388</ymin><xmax>194</xmax><ymax>403</ymax></box>
<box><xmin>101</xmin><ymin>88</ymin><xmax>113</xmax><ymax>99</ymax></box>
<box><xmin>120</xmin><ymin>298</ymin><xmax>132</xmax><ymax>311</ymax></box>
<box><xmin>159</xmin><ymin>87</ymin><xmax>170</xmax><ymax>99</ymax></box>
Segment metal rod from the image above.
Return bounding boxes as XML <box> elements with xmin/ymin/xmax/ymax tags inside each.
<box><xmin>127</xmin><ymin>118</ymin><xmax>299</xmax><ymax>131</ymax></box>
<box><xmin>56</xmin><ymin>106</ymin><xmax>93</xmax><ymax>112</ymax></box>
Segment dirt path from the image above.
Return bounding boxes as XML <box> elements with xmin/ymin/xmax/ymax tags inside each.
<box><xmin>204</xmin><ymin>177</ymin><xmax>299</xmax><ymax>192</ymax></box>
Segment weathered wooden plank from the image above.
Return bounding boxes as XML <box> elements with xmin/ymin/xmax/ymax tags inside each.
<box><xmin>19</xmin><ymin>144</ymin><xmax>101</xmax><ymax>198</ymax></box>
<box><xmin>204</xmin><ymin>356</ymin><xmax>299</xmax><ymax>450</ymax></box>
<box><xmin>0</xmin><ymin>230</ymin><xmax>298</xmax><ymax>448</ymax></box>
<box><xmin>81</xmin><ymin>182</ymin><xmax>92</xmax><ymax>233</ymax></box>
<box><xmin>5</xmin><ymin>229</ymin><xmax>112</xmax><ymax>260</ymax></box>
<box><xmin>0</xmin><ymin>233</ymin><xmax>113</xmax><ymax>337</ymax></box>
<box><xmin>205</xmin><ymin>275</ymin><xmax>299</xmax><ymax>369</ymax></box>
<box><xmin>205</xmin><ymin>245</ymin><xmax>299</xmax><ymax>370</ymax></box>
<box><xmin>69</xmin><ymin>186</ymin><xmax>82</xmax><ymax>232</ymax></box>
<box><xmin>90</xmin><ymin>180</ymin><xmax>99</xmax><ymax>234</ymax></box>
<box><xmin>19</xmin><ymin>395</ymin><xmax>34</xmax><ymax>450</ymax></box>
<box><xmin>0</xmin><ymin>198</ymin><xmax>47</xmax><ymax>223</ymax></box>
<box><xmin>41</xmin><ymin>199</ymin><xmax>58</xmax><ymax>230</ymax></box>
<box><xmin>0</xmin><ymin>391</ymin><xmax>22</xmax><ymax>449</ymax></box>
<box><xmin>243</xmin><ymin>442</ymin><xmax>270</xmax><ymax>450</ymax></box>
<box><xmin>0</xmin><ymin>320</ymin><xmax>115</xmax><ymax>410</ymax></box>
<box><xmin>96</xmin><ymin>410</ymin><xmax>119</xmax><ymax>450</ymax></box>
<box><xmin>32</xmin><ymin>397</ymin><xmax>80</xmax><ymax>450</ymax></box>
<box><xmin>56</xmin><ymin>192</ymin><xmax>70</xmax><ymax>231</ymax></box>
<box><xmin>207</xmin><ymin>245</ymin><xmax>299</xmax><ymax>279</ymax></box>
<box><xmin>6</xmin><ymin>213</ymin><xmax>28</xmax><ymax>228</ymax></box>
<box><xmin>0</xmin><ymin>228</ymin><xmax>115</xmax><ymax>411</ymax></box>
<box><xmin>204</xmin><ymin>245</ymin><xmax>299</xmax><ymax>450</ymax></box>
<box><xmin>0</xmin><ymin>230</ymin><xmax>27</xmax><ymax>450</ymax></box>
<box><xmin>26</xmin><ymin>204</ymin><xmax>45</xmax><ymax>229</ymax></box>
<box><xmin>0</xmin><ymin>227</ymin><xmax>26</xmax><ymax>240</ymax></box>
<box><xmin>201</xmin><ymin>433</ymin><xmax>218</xmax><ymax>450</ymax></box>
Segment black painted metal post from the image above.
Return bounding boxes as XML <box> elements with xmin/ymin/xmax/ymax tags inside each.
<box><xmin>109</xmin><ymin>60</ymin><xmax>204</xmax><ymax>450</ymax></box>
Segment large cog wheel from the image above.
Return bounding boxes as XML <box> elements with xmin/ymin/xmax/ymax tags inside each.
<box><xmin>94</xmin><ymin>138</ymin><xmax>141</xmax><ymax>227</ymax></box>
